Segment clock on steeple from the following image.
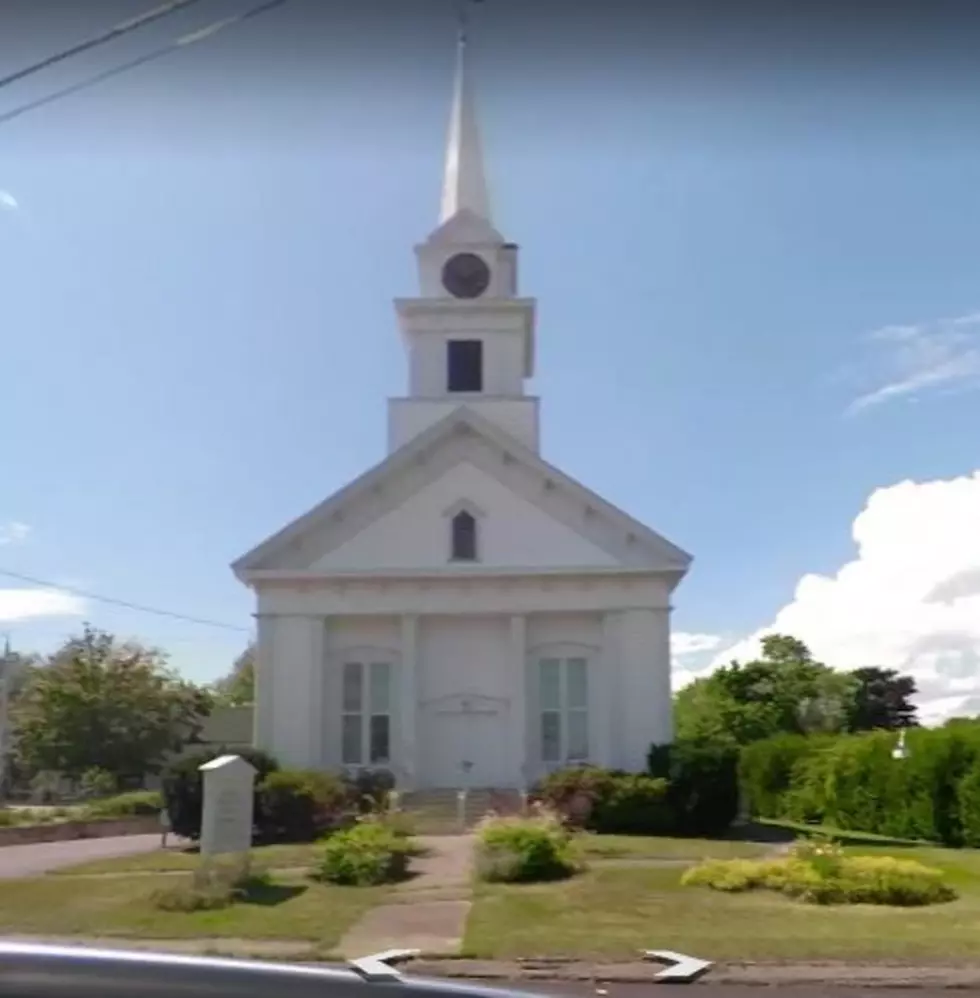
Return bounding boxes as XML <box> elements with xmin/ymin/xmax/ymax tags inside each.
<box><xmin>441</xmin><ymin>252</ymin><xmax>491</xmax><ymax>299</ymax></box>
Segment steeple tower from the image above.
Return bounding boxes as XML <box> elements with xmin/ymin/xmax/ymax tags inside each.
<box><xmin>388</xmin><ymin>2</ymin><xmax>538</xmax><ymax>456</ymax></box>
<box><xmin>439</xmin><ymin>4</ymin><xmax>491</xmax><ymax>224</ymax></box>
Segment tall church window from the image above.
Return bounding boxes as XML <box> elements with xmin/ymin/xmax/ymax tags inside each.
<box><xmin>447</xmin><ymin>339</ymin><xmax>483</xmax><ymax>392</ymax></box>
<box><xmin>342</xmin><ymin>661</ymin><xmax>391</xmax><ymax>765</ymax></box>
<box><xmin>539</xmin><ymin>657</ymin><xmax>589</xmax><ymax>764</ymax></box>
<box><xmin>450</xmin><ymin>509</ymin><xmax>478</xmax><ymax>561</ymax></box>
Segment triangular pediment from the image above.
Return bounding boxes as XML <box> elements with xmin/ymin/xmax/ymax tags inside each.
<box><xmin>232</xmin><ymin>408</ymin><xmax>692</xmax><ymax>583</ymax></box>
<box><xmin>424</xmin><ymin>207</ymin><xmax>505</xmax><ymax>247</ymax></box>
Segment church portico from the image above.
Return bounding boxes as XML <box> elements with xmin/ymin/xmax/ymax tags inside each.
<box><xmin>234</xmin><ymin>7</ymin><xmax>691</xmax><ymax>791</ymax></box>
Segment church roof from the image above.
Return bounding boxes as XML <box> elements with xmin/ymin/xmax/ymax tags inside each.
<box><xmin>232</xmin><ymin>407</ymin><xmax>693</xmax><ymax>583</ymax></box>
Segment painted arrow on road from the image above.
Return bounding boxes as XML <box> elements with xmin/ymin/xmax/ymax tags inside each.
<box><xmin>643</xmin><ymin>949</ymin><xmax>713</xmax><ymax>983</ymax></box>
<box><xmin>349</xmin><ymin>948</ymin><xmax>421</xmax><ymax>981</ymax></box>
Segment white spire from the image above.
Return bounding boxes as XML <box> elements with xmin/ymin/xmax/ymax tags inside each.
<box><xmin>439</xmin><ymin>3</ymin><xmax>490</xmax><ymax>224</ymax></box>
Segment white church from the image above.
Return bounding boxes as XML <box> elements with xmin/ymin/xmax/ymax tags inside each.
<box><xmin>232</xmin><ymin>19</ymin><xmax>692</xmax><ymax>792</ymax></box>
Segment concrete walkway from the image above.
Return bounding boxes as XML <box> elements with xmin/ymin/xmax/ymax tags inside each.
<box><xmin>337</xmin><ymin>834</ymin><xmax>475</xmax><ymax>958</ymax></box>
<box><xmin>0</xmin><ymin>834</ymin><xmax>171</xmax><ymax>879</ymax></box>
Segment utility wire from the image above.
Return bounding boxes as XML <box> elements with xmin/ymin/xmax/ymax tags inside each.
<box><xmin>0</xmin><ymin>0</ymin><xmax>290</xmax><ymax>127</ymax></box>
<box><xmin>0</xmin><ymin>567</ymin><xmax>250</xmax><ymax>633</ymax></box>
<box><xmin>0</xmin><ymin>0</ymin><xmax>212</xmax><ymax>93</ymax></box>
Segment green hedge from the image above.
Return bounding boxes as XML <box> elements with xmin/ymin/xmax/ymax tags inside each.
<box><xmin>534</xmin><ymin>738</ymin><xmax>739</xmax><ymax>838</ymax></box>
<box><xmin>740</xmin><ymin>722</ymin><xmax>980</xmax><ymax>846</ymax></box>
<box><xmin>649</xmin><ymin>738</ymin><xmax>739</xmax><ymax>837</ymax></box>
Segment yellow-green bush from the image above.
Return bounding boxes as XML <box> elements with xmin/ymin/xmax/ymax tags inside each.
<box><xmin>682</xmin><ymin>841</ymin><xmax>956</xmax><ymax>907</ymax></box>
<box><xmin>475</xmin><ymin>807</ymin><xmax>581</xmax><ymax>883</ymax></box>
<box><xmin>313</xmin><ymin>820</ymin><xmax>414</xmax><ymax>886</ymax></box>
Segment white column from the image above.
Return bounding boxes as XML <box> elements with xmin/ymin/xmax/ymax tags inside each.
<box><xmin>654</xmin><ymin>607</ymin><xmax>673</xmax><ymax>744</ymax></box>
<box><xmin>307</xmin><ymin>617</ymin><xmax>326</xmax><ymax>769</ymax></box>
<box><xmin>400</xmin><ymin>615</ymin><xmax>418</xmax><ymax>790</ymax></box>
<box><xmin>510</xmin><ymin>614</ymin><xmax>527</xmax><ymax>789</ymax></box>
<box><xmin>253</xmin><ymin>614</ymin><xmax>276</xmax><ymax>752</ymax></box>
<box><xmin>598</xmin><ymin>613</ymin><xmax>619</xmax><ymax>769</ymax></box>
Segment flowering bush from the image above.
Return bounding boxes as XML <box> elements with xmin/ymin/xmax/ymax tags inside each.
<box><xmin>475</xmin><ymin>805</ymin><xmax>582</xmax><ymax>883</ymax></box>
<box><xmin>682</xmin><ymin>838</ymin><xmax>955</xmax><ymax>907</ymax></box>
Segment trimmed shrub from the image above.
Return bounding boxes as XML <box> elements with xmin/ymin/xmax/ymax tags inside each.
<box><xmin>314</xmin><ymin>820</ymin><xmax>413</xmax><ymax>886</ymax></box>
<box><xmin>258</xmin><ymin>770</ymin><xmax>348</xmax><ymax>843</ymax></box>
<box><xmin>590</xmin><ymin>773</ymin><xmax>673</xmax><ymax>835</ymax></box>
<box><xmin>682</xmin><ymin>843</ymin><xmax>955</xmax><ymax>907</ymax></box>
<box><xmin>649</xmin><ymin>738</ymin><xmax>739</xmax><ymax>836</ymax></box>
<box><xmin>474</xmin><ymin>807</ymin><xmax>580</xmax><ymax>883</ymax></box>
<box><xmin>83</xmin><ymin>790</ymin><xmax>162</xmax><ymax>819</ymax></box>
<box><xmin>161</xmin><ymin>747</ymin><xmax>279</xmax><ymax>841</ymax></box>
<box><xmin>535</xmin><ymin>766</ymin><xmax>675</xmax><ymax>835</ymax></box>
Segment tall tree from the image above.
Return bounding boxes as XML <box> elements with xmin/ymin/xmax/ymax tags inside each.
<box><xmin>846</xmin><ymin>666</ymin><xmax>918</xmax><ymax>731</ymax></box>
<box><xmin>674</xmin><ymin>634</ymin><xmax>856</xmax><ymax>745</ymax></box>
<box><xmin>213</xmin><ymin>642</ymin><xmax>255</xmax><ymax>706</ymax></box>
<box><xmin>12</xmin><ymin>624</ymin><xmax>213</xmax><ymax>781</ymax></box>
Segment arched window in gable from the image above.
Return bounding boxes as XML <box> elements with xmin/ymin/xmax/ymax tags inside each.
<box><xmin>450</xmin><ymin>509</ymin><xmax>478</xmax><ymax>561</ymax></box>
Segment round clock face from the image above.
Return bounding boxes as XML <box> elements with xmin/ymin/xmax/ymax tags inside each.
<box><xmin>441</xmin><ymin>252</ymin><xmax>491</xmax><ymax>299</ymax></box>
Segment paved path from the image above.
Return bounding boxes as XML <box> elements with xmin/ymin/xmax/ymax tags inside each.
<box><xmin>337</xmin><ymin>834</ymin><xmax>475</xmax><ymax>958</ymax></box>
<box><xmin>0</xmin><ymin>834</ymin><xmax>167</xmax><ymax>879</ymax></box>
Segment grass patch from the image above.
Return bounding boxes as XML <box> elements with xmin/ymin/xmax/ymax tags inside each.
<box><xmin>0</xmin><ymin>870</ymin><xmax>381</xmax><ymax>945</ymax></box>
<box><xmin>51</xmin><ymin>843</ymin><xmax>323</xmax><ymax>876</ymax></box>
<box><xmin>464</xmin><ymin>845</ymin><xmax>980</xmax><ymax>961</ymax></box>
<box><xmin>579</xmin><ymin>833</ymin><xmax>768</xmax><ymax>861</ymax></box>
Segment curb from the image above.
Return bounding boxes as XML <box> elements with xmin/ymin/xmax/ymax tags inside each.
<box><xmin>410</xmin><ymin>959</ymin><xmax>980</xmax><ymax>989</ymax></box>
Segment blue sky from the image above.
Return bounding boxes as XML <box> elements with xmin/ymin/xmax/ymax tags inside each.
<box><xmin>2</xmin><ymin>0</ymin><xmax>980</xmax><ymax>715</ymax></box>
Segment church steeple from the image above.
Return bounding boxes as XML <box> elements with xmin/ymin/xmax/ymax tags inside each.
<box><xmin>388</xmin><ymin>2</ymin><xmax>538</xmax><ymax>456</ymax></box>
<box><xmin>439</xmin><ymin>3</ymin><xmax>490</xmax><ymax>224</ymax></box>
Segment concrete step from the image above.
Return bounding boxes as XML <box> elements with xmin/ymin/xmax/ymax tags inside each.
<box><xmin>399</xmin><ymin>788</ymin><xmax>525</xmax><ymax>833</ymax></box>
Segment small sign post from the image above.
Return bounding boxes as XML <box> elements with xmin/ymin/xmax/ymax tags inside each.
<box><xmin>196</xmin><ymin>754</ymin><xmax>256</xmax><ymax>887</ymax></box>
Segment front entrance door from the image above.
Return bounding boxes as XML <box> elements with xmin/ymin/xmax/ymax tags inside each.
<box><xmin>421</xmin><ymin>694</ymin><xmax>511</xmax><ymax>788</ymax></box>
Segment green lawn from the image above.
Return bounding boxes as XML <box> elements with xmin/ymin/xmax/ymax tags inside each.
<box><xmin>0</xmin><ymin>871</ymin><xmax>379</xmax><ymax>946</ymax></box>
<box><xmin>52</xmin><ymin>843</ymin><xmax>324</xmax><ymax>876</ymax></box>
<box><xmin>464</xmin><ymin>845</ymin><xmax>980</xmax><ymax>962</ymax></box>
<box><xmin>579</xmin><ymin>833</ymin><xmax>768</xmax><ymax>861</ymax></box>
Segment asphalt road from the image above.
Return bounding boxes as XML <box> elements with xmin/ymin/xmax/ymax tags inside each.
<box><xmin>0</xmin><ymin>833</ymin><xmax>167</xmax><ymax>878</ymax></box>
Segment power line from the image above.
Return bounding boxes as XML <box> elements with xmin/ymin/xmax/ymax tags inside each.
<box><xmin>0</xmin><ymin>0</ymin><xmax>212</xmax><ymax>93</ymax></box>
<box><xmin>0</xmin><ymin>567</ymin><xmax>249</xmax><ymax>633</ymax></box>
<box><xmin>0</xmin><ymin>0</ymin><xmax>291</xmax><ymax>128</ymax></box>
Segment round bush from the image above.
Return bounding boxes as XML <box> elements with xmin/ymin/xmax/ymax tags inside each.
<box><xmin>258</xmin><ymin>770</ymin><xmax>348</xmax><ymax>843</ymax></box>
<box><xmin>475</xmin><ymin>810</ymin><xmax>580</xmax><ymax>883</ymax></box>
<box><xmin>314</xmin><ymin>821</ymin><xmax>412</xmax><ymax>886</ymax></box>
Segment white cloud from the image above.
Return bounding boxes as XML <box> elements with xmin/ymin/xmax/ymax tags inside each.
<box><xmin>848</xmin><ymin>312</ymin><xmax>980</xmax><ymax>413</ymax></box>
<box><xmin>671</xmin><ymin>631</ymin><xmax>726</xmax><ymax>690</ymax></box>
<box><xmin>0</xmin><ymin>191</ymin><xmax>17</xmax><ymax>211</ymax></box>
<box><xmin>673</xmin><ymin>632</ymin><xmax>724</xmax><ymax>656</ymax></box>
<box><xmin>0</xmin><ymin>522</ymin><xmax>30</xmax><ymax>545</ymax></box>
<box><xmin>711</xmin><ymin>470</ymin><xmax>980</xmax><ymax>723</ymax></box>
<box><xmin>0</xmin><ymin>588</ymin><xmax>85</xmax><ymax>623</ymax></box>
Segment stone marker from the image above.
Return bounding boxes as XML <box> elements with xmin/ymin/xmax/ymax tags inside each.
<box><xmin>196</xmin><ymin>754</ymin><xmax>256</xmax><ymax>885</ymax></box>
